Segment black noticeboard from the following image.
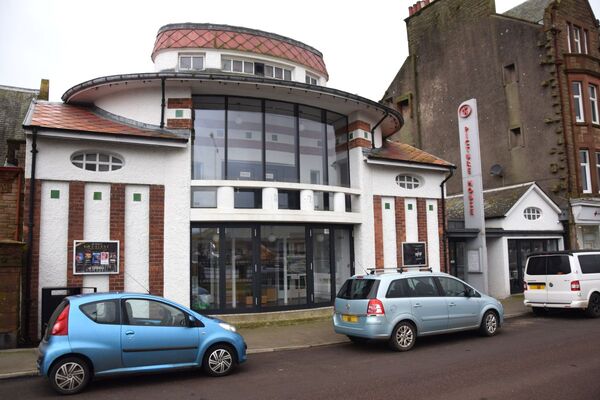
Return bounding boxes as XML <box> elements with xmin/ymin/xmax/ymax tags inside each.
<box><xmin>73</xmin><ymin>240</ymin><xmax>119</xmax><ymax>275</ymax></box>
<box><xmin>402</xmin><ymin>242</ymin><xmax>427</xmax><ymax>267</ymax></box>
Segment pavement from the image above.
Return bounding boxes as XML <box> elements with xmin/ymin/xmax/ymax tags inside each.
<box><xmin>0</xmin><ymin>294</ymin><xmax>528</xmax><ymax>380</ymax></box>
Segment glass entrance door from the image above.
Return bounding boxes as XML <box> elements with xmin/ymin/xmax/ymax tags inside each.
<box><xmin>508</xmin><ymin>239</ymin><xmax>559</xmax><ymax>294</ymax></box>
<box><xmin>224</xmin><ymin>227</ymin><xmax>256</xmax><ymax>311</ymax></box>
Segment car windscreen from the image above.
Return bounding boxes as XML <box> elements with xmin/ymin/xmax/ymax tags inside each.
<box><xmin>337</xmin><ymin>278</ymin><xmax>379</xmax><ymax>300</ymax></box>
<box><xmin>44</xmin><ymin>300</ymin><xmax>69</xmax><ymax>340</ymax></box>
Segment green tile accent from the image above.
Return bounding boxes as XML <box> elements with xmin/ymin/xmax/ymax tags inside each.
<box><xmin>407</xmin><ymin>203</ymin><xmax>413</xmax><ymax>211</ymax></box>
<box><xmin>349</xmin><ymin>132</ymin><xmax>354</xmax><ymax>139</ymax></box>
<box><xmin>175</xmin><ymin>109</ymin><xmax>183</xmax><ymax>118</ymax></box>
<box><xmin>385</xmin><ymin>203</ymin><xmax>390</xmax><ymax>210</ymax></box>
<box><xmin>133</xmin><ymin>193</ymin><xmax>142</xmax><ymax>202</ymax></box>
<box><xmin>93</xmin><ymin>192</ymin><xmax>102</xmax><ymax>201</ymax></box>
<box><xmin>429</xmin><ymin>204</ymin><xmax>434</xmax><ymax>211</ymax></box>
<box><xmin>50</xmin><ymin>190</ymin><xmax>60</xmax><ymax>199</ymax></box>
<box><xmin>364</xmin><ymin>131</ymin><xmax>369</xmax><ymax>139</ymax></box>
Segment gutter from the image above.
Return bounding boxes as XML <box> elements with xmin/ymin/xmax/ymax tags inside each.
<box><xmin>440</xmin><ymin>167</ymin><xmax>455</xmax><ymax>273</ymax></box>
<box><xmin>23</xmin><ymin>127</ymin><xmax>38</xmax><ymax>344</ymax></box>
<box><xmin>160</xmin><ymin>77</ymin><xmax>166</xmax><ymax>129</ymax></box>
<box><xmin>370</xmin><ymin>111</ymin><xmax>388</xmax><ymax>149</ymax></box>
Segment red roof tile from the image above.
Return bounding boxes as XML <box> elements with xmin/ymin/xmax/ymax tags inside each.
<box><xmin>152</xmin><ymin>27</ymin><xmax>328</xmax><ymax>78</ymax></box>
<box><xmin>26</xmin><ymin>102</ymin><xmax>185</xmax><ymax>141</ymax></box>
<box><xmin>368</xmin><ymin>140</ymin><xmax>453</xmax><ymax>167</ymax></box>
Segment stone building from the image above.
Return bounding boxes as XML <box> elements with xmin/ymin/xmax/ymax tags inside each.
<box><xmin>382</xmin><ymin>0</ymin><xmax>599</xmax><ymax>297</ymax></box>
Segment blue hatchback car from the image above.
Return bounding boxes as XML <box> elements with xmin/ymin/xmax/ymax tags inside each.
<box><xmin>38</xmin><ymin>293</ymin><xmax>247</xmax><ymax>395</ymax></box>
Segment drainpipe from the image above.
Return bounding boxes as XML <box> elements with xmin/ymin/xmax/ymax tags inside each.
<box><xmin>440</xmin><ymin>167</ymin><xmax>454</xmax><ymax>273</ymax></box>
<box><xmin>371</xmin><ymin>111</ymin><xmax>389</xmax><ymax>149</ymax></box>
<box><xmin>23</xmin><ymin>127</ymin><xmax>38</xmax><ymax>344</ymax></box>
<box><xmin>160</xmin><ymin>78</ymin><xmax>166</xmax><ymax>129</ymax></box>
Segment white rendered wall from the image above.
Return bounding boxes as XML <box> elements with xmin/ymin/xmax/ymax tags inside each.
<box><xmin>369</xmin><ymin>164</ymin><xmax>444</xmax><ymax>199</ymax></box>
<box><xmin>125</xmin><ymin>185</ymin><xmax>150</xmax><ymax>293</ymax></box>
<box><xmin>382</xmin><ymin>197</ymin><xmax>397</xmax><ymax>269</ymax></box>
<box><xmin>83</xmin><ymin>183</ymin><xmax>111</xmax><ymax>292</ymax></box>
<box><xmin>497</xmin><ymin>188</ymin><xmax>563</xmax><ymax>232</ymax></box>
<box><xmin>426</xmin><ymin>199</ymin><xmax>440</xmax><ymax>272</ymax></box>
<box><xmin>405</xmin><ymin>198</ymin><xmax>418</xmax><ymax>242</ymax></box>
<box><xmin>486</xmin><ymin>237</ymin><xmax>509</xmax><ymax>299</ymax></box>
<box><xmin>350</xmin><ymin>145</ymin><xmax>375</xmax><ymax>272</ymax></box>
<box><xmin>37</xmin><ymin>181</ymin><xmax>69</xmax><ymax>333</ymax></box>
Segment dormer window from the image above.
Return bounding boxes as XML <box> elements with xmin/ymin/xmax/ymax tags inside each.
<box><xmin>179</xmin><ymin>55</ymin><xmax>204</xmax><ymax>71</ymax></box>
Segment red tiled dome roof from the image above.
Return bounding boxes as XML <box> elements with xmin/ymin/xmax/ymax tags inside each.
<box><xmin>152</xmin><ymin>23</ymin><xmax>328</xmax><ymax>78</ymax></box>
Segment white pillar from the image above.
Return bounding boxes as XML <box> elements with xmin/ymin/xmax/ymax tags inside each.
<box><xmin>262</xmin><ymin>187</ymin><xmax>278</xmax><ymax>211</ymax></box>
<box><xmin>333</xmin><ymin>192</ymin><xmax>346</xmax><ymax>212</ymax></box>
<box><xmin>217</xmin><ymin>186</ymin><xmax>234</xmax><ymax>210</ymax></box>
<box><xmin>300</xmin><ymin>190</ymin><xmax>314</xmax><ymax>211</ymax></box>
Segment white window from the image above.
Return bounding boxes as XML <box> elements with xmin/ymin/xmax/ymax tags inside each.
<box><xmin>523</xmin><ymin>207</ymin><xmax>542</xmax><ymax>221</ymax></box>
<box><xmin>573</xmin><ymin>82</ymin><xmax>584</xmax><ymax>122</ymax></box>
<box><xmin>395</xmin><ymin>175</ymin><xmax>421</xmax><ymax>189</ymax></box>
<box><xmin>71</xmin><ymin>152</ymin><xmax>123</xmax><ymax>172</ymax></box>
<box><xmin>179</xmin><ymin>55</ymin><xmax>204</xmax><ymax>71</ymax></box>
<box><xmin>305</xmin><ymin>74</ymin><xmax>318</xmax><ymax>85</ymax></box>
<box><xmin>580</xmin><ymin>150</ymin><xmax>591</xmax><ymax>193</ymax></box>
<box><xmin>573</xmin><ymin>25</ymin><xmax>582</xmax><ymax>53</ymax></box>
<box><xmin>221</xmin><ymin>57</ymin><xmax>292</xmax><ymax>81</ymax></box>
<box><xmin>590</xmin><ymin>84</ymin><xmax>599</xmax><ymax>124</ymax></box>
<box><xmin>583</xmin><ymin>30</ymin><xmax>589</xmax><ymax>54</ymax></box>
<box><xmin>567</xmin><ymin>23</ymin><xmax>571</xmax><ymax>52</ymax></box>
<box><xmin>596</xmin><ymin>153</ymin><xmax>600</xmax><ymax>193</ymax></box>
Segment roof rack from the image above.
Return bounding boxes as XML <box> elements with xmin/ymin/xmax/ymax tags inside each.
<box><xmin>396</xmin><ymin>266</ymin><xmax>433</xmax><ymax>273</ymax></box>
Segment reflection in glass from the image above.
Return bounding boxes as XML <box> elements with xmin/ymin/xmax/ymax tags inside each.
<box><xmin>326</xmin><ymin>111</ymin><xmax>349</xmax><ymax>187</ymax></box>
<box><xmin>313</xmin><ymin>228</ymin><xmax>331</xmax><ymax>303</ymax></box>
<box><xmin>260</xmin><ymin>226</ymin><xmax>306</xmax><ymax>307</ymax></box>
<box><xmin>335</xmin><ymin>229</ymin><xmax>352</xmax><ymax>294</ymax></box>
<box><xmin>299</xmin><ymin>105</ymin><xmax>325</xmax><ymax>185</ymax></box>
<box><xmin>191</xmin><ymin>188</ymin><xmax>217</xmax><ymax>208</ymax></box>
<box><xmin>224</xmin><ymin>227</ymin><xmax>254</xmax><ymax>310</ymax></box>
<box><xmin>266</xmin><ymin>101</ymin><xmax>297</xmax><ymax>182</ymax></box>
<box><xmin>191</xmin><ymin>227</ymin><xmax>220</xmax><ymax>310</ymax></box>
<box><xmin>193</xmin><ymin>97</ymin><xmax>225</xmax><ymax>179</ymax></box>
<box><xmin>227</xmin><ymin>98</ymin><xmax>263</xmax><ymax>180</ymax></box>
<box><xmin>234</xmin><ymin>189</ymin><xmax>262</xmax><ymax>209</ymax></box>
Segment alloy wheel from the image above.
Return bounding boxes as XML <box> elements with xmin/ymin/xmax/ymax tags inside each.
<box><xmin>396</xmin><ymin>325</ymin><xmax>414</xmax><ymax>348</ymax></box>
<box><xmin>208</xmin><ymin>348</ymin><xmax>233</xmax><ymax>374</ymax></box>
<box><xmin>54</xmin><ymin>362</ymin><xmax>86</xmax><ymax>391</ymax></box>
<box><xmin>485</xmin><ymin>313</ymin><xmax>497</xmax><ymax>334</ymax></box>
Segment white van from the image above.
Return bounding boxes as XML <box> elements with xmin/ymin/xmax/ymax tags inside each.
<box><xmin>523</xmin><ymin>251</ymin><xmax>600</xmax><ymax>317</ymax></box>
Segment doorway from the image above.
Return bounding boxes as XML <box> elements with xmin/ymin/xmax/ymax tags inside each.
<box><xmin>507</xmin><ymin>239</ymin><xmax>559</xmax><ymax>294</ymax></box>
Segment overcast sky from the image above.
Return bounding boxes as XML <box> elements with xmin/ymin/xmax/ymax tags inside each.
<box><xmin>1</xmin><ymin>0</ymin><xmax>598</xmax><ymax>102</ymax></box>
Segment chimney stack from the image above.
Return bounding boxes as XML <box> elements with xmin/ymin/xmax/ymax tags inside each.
<box><xmin>38</xmin><ymin>79</ymin><xmax>49</xmax><ymax>101</ymax></box>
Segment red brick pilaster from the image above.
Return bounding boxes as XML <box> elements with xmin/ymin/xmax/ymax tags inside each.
<box><xmin>149</xmin><ymin>185</ymin><xmax>164</xmax><ymax>296</ymax></box>
<box><xmin>373</xmin><ymin>195</ymin><xmax>384</xmax><ymax>270</ymax></box>
<box><xmin>23</xmin><ymin>179</ymin><xmax>41</xmax><ymax>340</ymax></box>
<box><xmin>67</xmin><ymin>182</ymin><xmax>85</xmax><ymax>287</ymax></box>
<box><xmin>417</xmin><ymin>198</ymin><xmax>428</xmax><ymax>267</ymax></box>
<box><xmin>395</xmin><ymin>197</ymin><xmax>406</xmax><ymax>267</ymax></box>
<box><xmin>438</xmin><ymin>199</ymin><xmax>447</xmax><ymax>273</ymax></box>
<box><xmin>109</xmin><ymin>184</ymin><xmax>125</xmax><ymax>291</ymax></box>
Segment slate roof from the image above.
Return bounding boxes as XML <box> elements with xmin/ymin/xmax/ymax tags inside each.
<box><xmin>368</xmin><ymin>140</ymin><xmax>453</xmax><ymax>168</ymax></box>
<box><xmin>503</xmin><ymin>0</ymin><xmax>553</xmax><ymax>24</ymax></box>
<box><xmin>0</xmin><ymin>85</ymin><xmax>38</xmax><ymax>162</ymax></box>
<box><xmin>24</xmin><ymin>102</ymin><xmax>187</xmax><ymax>142</ymax></box>
<box><xmin>446</xmin><ymin>183</ymin><xmax>533</xmax><ymax>220</ymax></box>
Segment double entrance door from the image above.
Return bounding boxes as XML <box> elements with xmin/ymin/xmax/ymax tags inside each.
<box><xmin>191</xmin><ymin>224</ymin><xmax>353</xmax><ymax>313</ymax></box>
<box><xmin>508</xmin><ymin>239</ymin><xmax>559</xmax><ymax>294</ymax></box>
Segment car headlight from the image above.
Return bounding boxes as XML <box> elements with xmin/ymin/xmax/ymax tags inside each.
<box><xmin>218</xmin><ymin>322</ymin><xmax>237</xmax><ymax>332</ymax></box>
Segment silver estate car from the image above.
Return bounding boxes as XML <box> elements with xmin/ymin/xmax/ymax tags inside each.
<box><xmin>333</xmin><ymin>270</ymin><xmax>504</xmax><ymax>351</ymax></box>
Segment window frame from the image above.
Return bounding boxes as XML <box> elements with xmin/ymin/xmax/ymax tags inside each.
<box><xmin>573</xmin><ymin>81</ymin><xmax>585</xmax><ymax>123</ymax></box>
<box><xmin>79</xmin><ymin>300</ymin><xmax>121</xmax><ymax>325</ymax></box>
<box><xmin>572</xmin><ymin>25</ymin><xmax>582</xmax><ymax>53</ymax></box>
<box><xmin>523</xmin><ymin>207</ymin><xmax>542</xmax><ymax>221</ymax></box>
<box><xmin>179</xmin><ymin>54</ymin><xmax>204</xmax><ymax>71</ymax></box>
<box><xmin>122</xmin><ymin>298</ymin><xmax>191</xmax><ymax>328</ymax></box>
<box><xmin>222</xmin><ymin>57</ymin><xmax>292</xmax><ymax>81</ymax></box>
<box><xmin>71</xmin><ymin>151</ymin><xmax>124</xmax><ymax>172</ymax></box>
<box><xmin>395</xmin><ymin>174</ymin><xmax>421</xmax><ymax>190</ymax></box>
<box><xmin>589</xmin><ymin>84</ymin><xmax>599</xmax><ymax>125</ymax></box>
<box><xmin>580</xmin><ymin>149</ymin><xmax>592</xmax><ymax>193</ymax></box>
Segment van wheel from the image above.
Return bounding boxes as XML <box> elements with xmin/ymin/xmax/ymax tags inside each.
<box><xmin>479</xmin><ymin>310</ymin><xmax>499</xmax><ymax>337</ymax></box>
<box><xmin>585</xmin><ymin>293</ymin><xmax>600</xmax><ymax>318</ymax></box>
<box><xmin>48</xmin><ymin>356</ymin><xmax>91</xmax><ymax>395</ymax></box>
<box><xmin>203</xmin><ymin>344</ymin><xmax>236</xmax><ymax>377</ymax></box>
<box><xmin>532</xmin><ymin>307</ymin><xmax>547</xmax><ymax>317</ymax></box>
<box><xmin>389</xmin><ymin>321</ymin><xmax>416</xmax><ymax>351</ymax></box>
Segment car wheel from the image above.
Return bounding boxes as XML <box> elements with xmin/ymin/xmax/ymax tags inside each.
<box><xmin>585</xmin><ymin>293</ymin><xmax>600</xmax><ymax>318</ymax></box>
<box><xmin>389</xmin><ymin>321</ymin><xmax>416</xmax><ymax>352</ymax></box>
<box><xmin>532</xmin><ymin>307</ymin><xmax>547</xmax><ymax>317</ymax></box>
<box><xmin>48</xmin><ymin>356</ymin><xmax>91</xmax><ymax>395</ymax></box>
<box><xmin>203</xmin><ymin>344</ymin><xmax>236</xmax><ymax>377</ymax></box>
<box><xmin>347</xmin><ymin>335</ymin><xmax>368</xmax><ymax>345</ymax></box>
<box><xmin>479</xmin><ymin>310</ymin><xmax>499</xmax><ymax>337</ymax></box>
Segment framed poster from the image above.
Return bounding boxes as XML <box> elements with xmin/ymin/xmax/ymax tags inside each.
<box><xmin>73</xmin><ymin>240</ymin><xmax>119</xmax><ymax>275</ymax></box>
<box><xmin>402</xmin><ymin>242</ymin><xmax>427</xmax><ymax>267</ymax></box>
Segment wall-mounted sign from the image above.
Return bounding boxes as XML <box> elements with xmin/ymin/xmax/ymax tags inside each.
<box><xmin>73</xmin><ymin>240</ymin><xmax>119</xmax><ymax>275</ymax></box>
<box><xmin>402</xmin><ymin>242</ymin><xmax>427</xmax><ymax>267</ymax></box>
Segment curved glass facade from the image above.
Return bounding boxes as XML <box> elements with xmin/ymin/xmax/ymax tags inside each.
<box><xmin>192</xmin><ymin>96</ymin><xmax>350</xmax><ymax>187</ymax></box>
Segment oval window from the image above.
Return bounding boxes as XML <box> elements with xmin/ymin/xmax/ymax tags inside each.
<box><xmin>71</xmin><ymin>152</ymin><xmax>123</xmax><ymax>172</ymax></box>
<box><xmin>395</xmin><ymin>175</ymin><xmax>420</xmax><ymax>189</ymax></box>
<box><xmin>523</xmin><ymin>207</ymin><xmax>542</xmax><ymax>221</ymax></box>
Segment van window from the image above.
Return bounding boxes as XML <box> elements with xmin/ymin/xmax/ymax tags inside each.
<box><xmin>578</xmin><ymin>254</ymin><xmax>600</xmax><ymax>274</ymax></box>
<box><xmin>546</xmin><ymin>256</ymin><xmax>571</xmax><ymax>275</ymax></box>
<box><xmin>526</xmin><ymin>257</ymin><xmax>546</xmax><ymax>275</ymax></box>
<box><xmin>337</xmin><ymin>278</ymin><xmax>379</xmax><ymax>300</ymax></box>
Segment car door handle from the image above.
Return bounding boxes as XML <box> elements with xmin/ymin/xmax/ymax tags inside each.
<box><xmin>125</xmin><ymin>330</ymin><xmax>135</xmax><ymax>336</ymax></box>
<box><xmin>413</xmin><ymin>303</ymin><xmax>422</xmax><ymax>308</ymax></box>
<box><xmin>448</xmin><ymin>303</ymin><xmax>456</xmax><ymax>307</ymax></box>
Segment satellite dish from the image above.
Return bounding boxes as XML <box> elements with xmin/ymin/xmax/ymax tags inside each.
<box><xmin>490</xmin><ymin>164</ymin><xmax>503</xmax><ymax>177</ymax></box>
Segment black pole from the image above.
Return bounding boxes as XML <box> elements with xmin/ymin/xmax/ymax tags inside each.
<box><xmin>160</xmin><ymin>78</ymin><xmax>166</xmax><ymax>129</ymax></box>
<box><xmin>440</xmin><ymin>167</ymin><xmax>454</xmax><ymax>274</ymax></box>
<box><xmin>23</xmin><ymin>128</ymin><xmax>38</xmax><ymax>344</ymax></box>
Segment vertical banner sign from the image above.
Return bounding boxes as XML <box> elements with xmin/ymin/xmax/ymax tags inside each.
<box><xmin>457</xmin><ymin>99</ymin><xmax>488</xmax><ymax>291</ymax></box>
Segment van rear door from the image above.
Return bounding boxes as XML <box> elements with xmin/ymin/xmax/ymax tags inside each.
<box><xmin>545</xmin><ymin>255</ymin><xmax>574</xmax><ymax>304</ymax></box>
<box><xmin>525</xmin><ymin>256</ymin><xmax>548</xmax><ymax>303</ymax></box>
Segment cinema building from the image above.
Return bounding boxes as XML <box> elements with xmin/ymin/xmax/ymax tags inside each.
<box><xmin>23</xmin><ymin>23</ymin><xmax>452</xmax><ymax>338</ymax></box>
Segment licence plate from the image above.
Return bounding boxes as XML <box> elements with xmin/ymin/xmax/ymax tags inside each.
<box><xmin>528</xmin><ymin>283</ymin><xmax>545</xmax><ymax>290</ymax></box>
<box><xmin>342</xmin><ymin>314</ymin><xmax>358</xmax><ymax>323</ymax></box>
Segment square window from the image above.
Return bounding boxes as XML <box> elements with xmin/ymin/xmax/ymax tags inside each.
<box><xmin>93</xmin><ymin>192</ymin><xmax>102</xmax><ymax>201</ymax></box>
<box><xmin>284</xmin><ymin>70</ymin><xmax>291</xmax><ymax>81</ymax></box>
<box><xmin>50</xmin><ymin>190</ymin><xmax>60</xmax><ymax>199</ymax></box>
<box><xmin>133</xmin><ymin>193</ymin><xmax>142</xmax><ymax>202</ymax></box>
<box><xmin>175</xmin><ymin>109</ymin><xmax>183</xmax><ymax>118</ymax></box>
<box><xmin>407</xmin><ymin>203</ymin><xmax>413</xmax><ymax>211</ymax></box>
<box><xmin>364</xmin><ymin>132</ymin><xmax>369</xmax><ymax>139</ymax></box>
<box><xmin>429</xmin><ymin>204</ymin><xmax>434</xmax><ymax>211</ymax></box>
<box><xmin>385</xmin><ymin>203</ymin><xmax>390</xmax><ymax>210</ymax></box>
<box><xmin>271</xmin><ymin>134</ymin><xmax>278</xmax><ymax>141</ymax></box>
<box><xmin>222</xmin><ymin>59</ymin><xmax>232</xmax><ymax>71</ymax></box>
<box><xmin>265</xmin><ymin>65</ymin><xmax>274</xmax><ymax>77</ymax></box>
<box><xmin>233</xmin><ymin>60</ymin><xmax>243</xmax><ymax>72</ymax></box>
<box><xmin>245</xmin><ymin>132</ymin><xmax>252</xmax><ymax>139</ymax></box>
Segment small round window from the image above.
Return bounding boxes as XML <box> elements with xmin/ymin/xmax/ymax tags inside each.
<box><xmin>71</xmin><ymin>152</ymin><xmax>123</xmax><ymax>172</ymax></box>
<box><xmin>395</xmin><ymin>175</ymin><xmax>420</xmax><ymax>189</ymax></box>
<box><xmin>523</xmin><ymin>207</ymin><xmax>542</xmax><ymax>221</ymax></box>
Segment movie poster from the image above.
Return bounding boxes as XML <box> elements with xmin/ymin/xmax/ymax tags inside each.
<box><xmin>73</xmin><ymin>241</ymin><xmax>119</xmax><ymax>274</ymax></box>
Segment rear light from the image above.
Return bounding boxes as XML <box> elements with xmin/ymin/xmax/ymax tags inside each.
<box><xmin>571</xmin><ymin>280</ymin><xmax>581</xmax><ymax>291</ymax></box>
<box><xmin>51</xmin><ymin>305</ymin><xmax>70</xmax><ymax>336</ymax></box>
<box><xmin>523</xmin><ymin>281</ymin><xmax>528</xmax><ymax>291</ymax></box>
<box><xmin>367</xmin><ymin>299</ymin><xmax>385</xmax><ymax>315</ymax></box>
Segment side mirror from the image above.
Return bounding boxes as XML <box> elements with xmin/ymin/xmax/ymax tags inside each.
<box><xmin>188</xmin><ymin>315</ymin><xmax>204</xmax><ymax>328</ymax></box>
<box><xmin>465</xmin><ymin>288</ymin><xmax>476</xmax><ymax>297</ymax></box>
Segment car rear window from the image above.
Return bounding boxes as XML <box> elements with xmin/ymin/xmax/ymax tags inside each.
<box><xmin>44</xmin><ymin>300</ymin><xmax>69</xmax><ymax>340</ymax></box>
<box><xmin>80</xmin><ymin>300</ymin><xmax>120</xmax><ymax>325</ymax></box>
<box><xmin>546</xmin><ymin>256</ymin><xmax>571</xmax><ymax>275</ymax></box>
<box><xmin>337</xmin><ymin>278</ymin><xmax>379</xmax><ymax>300</ymax></box>
<box><xmin>526</xmin><ymin>257</ymin><xmax>546</xmax><ymax>275</ymax></box>
<box><xmin>578</xmin><ymin>254</ymin><xmax>600</xmax><ymax>274</ymax></box>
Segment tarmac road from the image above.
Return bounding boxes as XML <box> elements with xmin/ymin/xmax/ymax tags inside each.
<box><xmin>2</xmin><ymin>312</ymin><xmax>599</xmax><ymax>400</ymax></box>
